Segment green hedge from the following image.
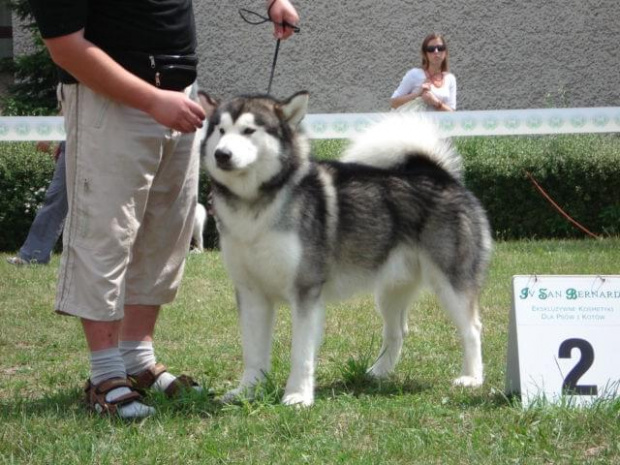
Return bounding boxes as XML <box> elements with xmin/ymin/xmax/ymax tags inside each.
<box><xmin>198</xmin><ymin>167</ymin><xmax>219</xmax><ymax>249</ymax></box>
<box><xmin>457</xmin><ymin>134</ymin><xmax>620</xmax><ymax>239</ymax></box>
<box><xmin>1</xmin><ymin>134</ymin><xmax>619</xmax><ymax>252</ymax></box>
<box><xmin>0</xmin><ymin>143</ymin><xmax>55</xmax><ymax>251</ymax></box>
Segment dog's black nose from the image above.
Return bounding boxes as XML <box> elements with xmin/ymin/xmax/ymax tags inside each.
<box><xmin>214</xmin><ymin>148</ymin><xmax>232</xmax><ymax>165</ymax></box>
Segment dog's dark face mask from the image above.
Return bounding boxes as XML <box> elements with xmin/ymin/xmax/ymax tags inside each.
<box><xmin>199</xmin><ymin>91</ymin><xmax>310</xmax><ymax>201</ymax></box>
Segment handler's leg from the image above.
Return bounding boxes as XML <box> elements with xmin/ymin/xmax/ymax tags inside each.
<box><xmin>121</xmin><ymin>88</ymin><xmax>202</xmax><ymax>397</ymax></box>
<box><xmin>120</xmin><ymin>305</ymin><xmax>201</xmax><ymax>395</ymax></box>
<box><xmin>82</xmin><ymin>319</ymin><xmax>155</xmax><ymax>419</ymax></box>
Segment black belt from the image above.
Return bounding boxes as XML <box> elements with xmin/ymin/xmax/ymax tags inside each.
<box><xmin>58</xmin><ymin>51</ymin><xmax>198</xmax><ymax>92</ymax></box>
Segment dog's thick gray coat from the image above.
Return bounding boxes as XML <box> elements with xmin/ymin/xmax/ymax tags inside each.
<box><xmin>201</xmin><ymin>91</ymin><xmax>492</xmax><ymax>406</ymax></box>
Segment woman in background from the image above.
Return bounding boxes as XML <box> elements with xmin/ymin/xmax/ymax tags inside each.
<box><xmin>390</xmin><ymin>33</ymin><xmax>456</xmax><ymax>112</ymax></box>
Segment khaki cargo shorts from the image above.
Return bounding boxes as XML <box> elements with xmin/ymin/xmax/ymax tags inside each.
<box><xmin>56</xmin><ymin>83</ymin><xmax>200</xmax><ymax>321</ymax></box>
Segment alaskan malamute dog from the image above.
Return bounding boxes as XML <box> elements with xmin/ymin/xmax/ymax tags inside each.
<box><xmin>201</xmin><ymin>91</ymin><xmax>492</xmax><ymax>406</ymax></box>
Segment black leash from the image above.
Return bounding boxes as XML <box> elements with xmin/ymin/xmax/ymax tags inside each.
<box><xmin>239</xmin><ymin>1</ymin><xmax>300</xmax><ymax>95</ymax></box>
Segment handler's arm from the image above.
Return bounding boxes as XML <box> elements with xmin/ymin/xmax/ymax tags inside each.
<box><xmin>44</xmin><ymin>30</ymin><xmax>205</xmax><ymax>133</ymax></box>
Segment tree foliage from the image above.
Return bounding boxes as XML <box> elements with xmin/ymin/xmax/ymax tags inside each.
<box><xmin>0</xmin><ymin>0</ymin><xmax>57</xmax><ymax>115</ymax></box>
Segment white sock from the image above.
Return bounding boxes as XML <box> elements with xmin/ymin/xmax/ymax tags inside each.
<box><xmin>105</xmin><ymin>387</ymin><xmax>155</xmax><ymax>419</ymax></box>
<box><xmin>119</xmin><ymin>340</ymin><xmax>201</xmax><ymax>394</ymax></box>
<box><xmin>90</xmin><ymin>348</ymin><xmax>155</xmax><ymax>419</ymax></box>
<box><xmin>90</xmin><ymin>348</ymin><xmax>127</xmax><ymax>386</ymax></box>
<box><xmin>119</xmin><ymin>340</ymin><xmax>178</xmax><ymax>393</ymax></box>
<box><xmin>119</xmin><ymin>341</ymin><xmax>156</xmax><ymax>375</ymax></box>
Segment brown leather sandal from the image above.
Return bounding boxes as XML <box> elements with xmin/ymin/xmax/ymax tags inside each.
<box><xmin>128</xmin><ymin>363</ymin><xmax>200</xmax><ymax>398</ymax></box>
<box><xmin>84</xmin><ymin>378</ymin><xmax>143</xmax><ymax>415</ymax></box>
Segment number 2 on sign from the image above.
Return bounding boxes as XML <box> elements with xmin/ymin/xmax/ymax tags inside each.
<box><xmin>559</xmin><ymin>338</ymin><xmax>598</xmax><ymax>396</ymax></box>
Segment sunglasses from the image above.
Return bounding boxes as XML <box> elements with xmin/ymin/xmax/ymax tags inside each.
<box><xmin>425</xmin><ymin>45</ymin><xmax>446</xmax><ymax>53</ymax></box>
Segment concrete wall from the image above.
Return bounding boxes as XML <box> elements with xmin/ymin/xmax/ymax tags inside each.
<box><xmin>11</xmin><ymin>1</ymin><xmax>618</xmax><ymax>114</ymax></box>
<box><xmin>194</xmin><ymin>0</ymin><xmax>619</xmax><ymax>113</ymax></box>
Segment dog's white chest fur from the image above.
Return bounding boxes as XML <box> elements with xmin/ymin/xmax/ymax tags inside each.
<box><xmin>218</xmin><ymin>201</ymin><xmax>302</xmax><ymax>300</ymax></box>
<box><xmin>222</xmin><ymin>233</ymin><xmax>301</xmax><ymax>300</ymax></box>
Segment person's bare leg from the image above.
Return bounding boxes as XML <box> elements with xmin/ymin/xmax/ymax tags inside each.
<box><xmin>82</xmin><ymin>318</ymin><xmax>121</xmax><ymax>351</ymax></box>
<box><xmin>120</xmin><ymin>305</ymin><xmax>200</xmax><ymax>394</ymax></box>
<box><xmin>121</xmin><ymin>304</ymin><xmax>159</xmax><ymax>342</ymax></box>
<box><xmin>119</xmin><ymin>305</ymin><xmax>161</xmax><ymax>382</ymax></box>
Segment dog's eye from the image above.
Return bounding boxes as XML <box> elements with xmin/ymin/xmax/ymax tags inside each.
<box><xmin>219</xmin><ymin>128</ymin><xmax>225</xmax><ymax>135</ymax></box>
<box><xmin>243</xmin><ymin>128</ymin><xmax>256</xmax><ymax>136</ymax></box>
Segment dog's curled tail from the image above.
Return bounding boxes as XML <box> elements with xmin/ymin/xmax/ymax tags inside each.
<box><xmin>341</xmin><ymin>113</ymin><xmax>463</xmax><ymax>180</ymax></box>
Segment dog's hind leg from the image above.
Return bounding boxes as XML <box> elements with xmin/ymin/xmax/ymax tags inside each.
<box><xmin>221</xmin><ymin>287</ymin><xmax>276</xmax><ymax>403</ymax></box>
<box><xmin>368</xmin><ymin>281</ymin><xmax>421</xmax><ymax>378</ymax></box>
<box><xmin>434</xmin><ymin>284</ymin><xmax>483</xmax><ymax>387</ymax></box>
<box><xmin>282</xmin><ymin>285</ymin><xmax>325</xmax><ymax>407</ymax></box>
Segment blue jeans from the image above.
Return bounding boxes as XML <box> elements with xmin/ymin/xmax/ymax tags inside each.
<box><xmin>19</xmin><ymin>142</ymin><xmax>68</xmax><ymax>264</ymax></box>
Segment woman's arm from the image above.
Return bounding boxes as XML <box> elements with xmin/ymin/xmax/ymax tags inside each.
<box><xmin>420</xmin><ymin>74</ymin><xmax>456</xmax><ymax>111</ymax></box>
<box><xmin>390</xmin><ymin>69</ymin><xmax>427</xmax><ymax>109</ymax></box>
<box><xmin>390</xmin><ymin>91</ymin><xmax>424</xmax><ymax>109</ymax></box>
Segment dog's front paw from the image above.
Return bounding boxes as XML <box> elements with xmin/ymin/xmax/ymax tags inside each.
<box><xmin>367</xmin><ymin>362</ymin><xmax>393</xmax><ymax>379</ymax></box>
<box><xmin>282</xmin><ymin>391</ymin><xmax>314</xmax><ymax>407</ymax></box>
<box><xmin>219</xmin><ymin>386</ymin><xmax>254</xmax><ymax>404</ymax></box>
<box><xmin>453</xmin><ymin>375</ymin><xmax>483</xmax><ymax>388</ymax></box>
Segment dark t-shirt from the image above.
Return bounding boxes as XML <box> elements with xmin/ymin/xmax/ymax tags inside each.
<box><xmin>28</xmin><ymin>0</ymin><xmax>196</xmax><ymax>55</ymax></box>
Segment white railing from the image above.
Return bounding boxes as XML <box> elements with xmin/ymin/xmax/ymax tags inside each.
<box><xmin>305</xmin><ymin>107</ymin><xmax>620</xmax><ymax>139</ymax></box>
<box><xmin>0</xmin><ymin>107</ymin><xmax>619</xmax><ymax>141</ymax></box>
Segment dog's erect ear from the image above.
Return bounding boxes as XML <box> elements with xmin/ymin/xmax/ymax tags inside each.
<box><xmin>197</xmin><ymin>90</ymin><xmax>219</xmax><ymax>119</ymax></box>
<box><xmin>278</xmin><ymin>91</ymin><xmax>309</xmax><ymax>127</ymax></box>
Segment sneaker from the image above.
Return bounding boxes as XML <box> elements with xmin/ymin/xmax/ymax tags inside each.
<box><xmin>6</xmin><ymin>256</ymin><xmax>29</xmax><ymax>266</ymax></box>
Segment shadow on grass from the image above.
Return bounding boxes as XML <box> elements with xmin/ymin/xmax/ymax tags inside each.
<box><xmin>0</xmin><ymin>386</ymin><xmax>225</xmax><ymax>421</ymax></box>
<box><xmin>313</xmin><ymin>353</ymin><xmax>432</xmax><ymax>401</ymax></box>
<box><xmin>0</xmin><ymin>378</ymin><xmax>515</xmax><ymax>421</ymax></box>
<box><xmin>447</xmin><ymin>388</ymin><xmax>516</xmax><ymax>409</ymax></box>
<box><xmin>0</xmin><ymin>387</ymin><xmax>84</xmax><ymax>419</ymax></box>
<box><xmin>316</xmin><ymin>374</ymin><xmax>432</xmax><ymax>401</ymax></box>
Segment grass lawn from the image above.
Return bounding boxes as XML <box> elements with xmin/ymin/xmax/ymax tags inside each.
<box><xmin>1</xmin><ymin>239</ymin><xmax>619</xmax><ymax>464</ymax></box>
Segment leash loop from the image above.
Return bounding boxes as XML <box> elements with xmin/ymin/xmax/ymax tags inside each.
<box><xmin>239</xmin><ymin>0</ymin><xmax>300</xmax><ymax>94</ymax></box>
<box><xmin>239</xmin><ymin>1</ymin><xmax>301</xmax><ymax>34</ymax></box>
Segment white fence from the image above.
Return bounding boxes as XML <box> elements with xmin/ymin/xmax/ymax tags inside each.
<box><xmin>305</xmin><ymin>107</ymin><xmax>620</xmax><ymax>139</ymax></box>
<box><xmin>0</xmin><ymin>107</ymin><xmax>619</xmax><ymax>141</ymax></box>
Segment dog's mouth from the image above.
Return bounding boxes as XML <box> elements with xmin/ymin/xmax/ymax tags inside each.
<box><xmin>216</xmin><ymin>160</ymin><xmax>235</xmax><ymax>171</ymax></box>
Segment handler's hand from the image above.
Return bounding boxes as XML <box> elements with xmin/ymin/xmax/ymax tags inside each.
<box><xmin>147</xmin><ymin>90</ymin><xmax>206</xmax><ymax>133</ymax></box>
<box><xmin>269</xmin><ymin>0</ymin><xmax>299</xmax><ymax>39</ymax></box>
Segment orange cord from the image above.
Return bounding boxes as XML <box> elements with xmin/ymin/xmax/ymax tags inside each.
<box><xmin>524</xmin><ymin>171</ymin><xmax>599</xmax><ymax>239</ymax></box>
